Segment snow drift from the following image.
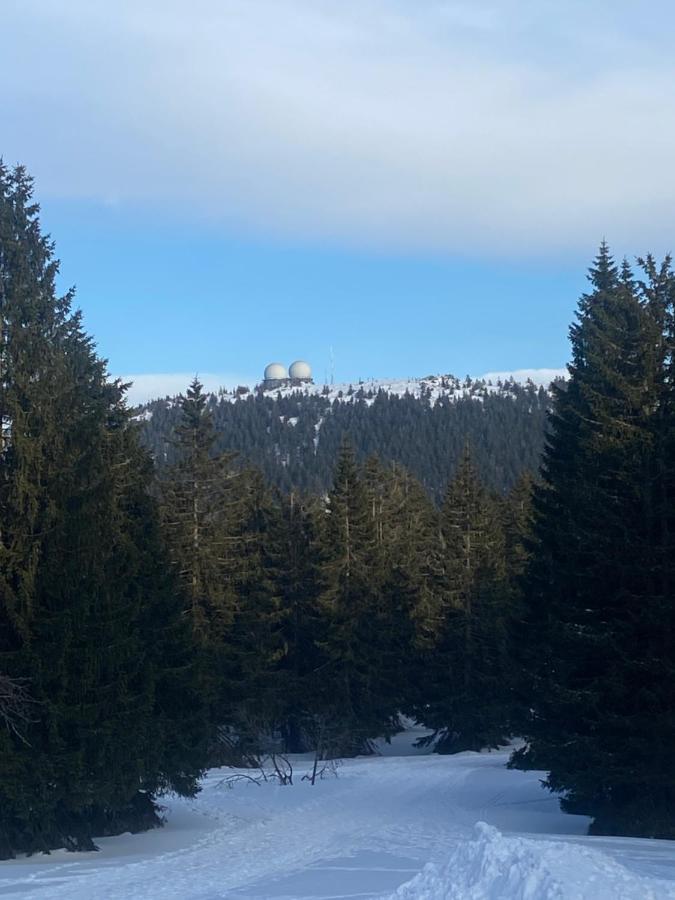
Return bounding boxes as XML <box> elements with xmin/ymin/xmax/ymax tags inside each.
<box><xmin>390</xmin><ymin>821</ymin><xmax>675</xmax><ymax>900</ymax></box>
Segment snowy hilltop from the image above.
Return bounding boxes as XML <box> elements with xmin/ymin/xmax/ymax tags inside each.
<box><xmin>215</xmin><ymin>369</ymin><xmax>566</xmax><ymax>407</ymax></box>
<box><xmin>136</xmin><ymin>372</ymin><xmax>556</xmax><ymax>499</ymax></box>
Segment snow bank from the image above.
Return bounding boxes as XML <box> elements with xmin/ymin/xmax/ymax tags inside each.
<box><xmin>389</xmin><ymin>821</ymin><xmax>675</xmax><ymax>900</ymax></box>
<box><xmin>3</xmin><ymin>741</ymin><xmax>673</xmax><ymax>899</ymax></box>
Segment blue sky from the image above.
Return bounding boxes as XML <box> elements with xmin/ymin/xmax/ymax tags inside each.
<box><xmin>4</xmin><ymin>1</ymin><xmax>674</xmax><ymax>402</ymax></box>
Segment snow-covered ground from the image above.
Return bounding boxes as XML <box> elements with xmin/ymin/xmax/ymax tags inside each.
<box><xmin>1</xmin><ymin>725</ymin><xmax>674</xmax><ymax>899</ymax></box>
<box><xmin>136</xmin><ymin>371</ymin><xmax>561</xmax><ymax>422</ymax></box>
<box><xmin>231</xmin><ymin>372</ymin><xmax>550</xmax><ymax>407</ymax></box>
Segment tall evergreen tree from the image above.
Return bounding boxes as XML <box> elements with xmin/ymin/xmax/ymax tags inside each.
<box><xmin>362</xmin><ymin>457</ymin><xmax>442</xmax><ymax>716</ymax></box>
<box><xmin>222</xmin><ymin>468</ymin><xmax>285</xmax><ymax>744</ymax></box>
<box><xmin>313</xmin><ymin>441</ymin><xmax>399</xmax><ymax>754</ymax></box>
<box><xmin>160</xmin><ymin>386</ymin><xmax>289</xmax><ymax>759</ymax></box>
<box><xmin>419</xmin><ymin>446</ymin><xmax>511</xmax><ymax>753</ymax></box>
<box><xmin>515</xmin><ymin>246</ymin><xmax>675</xmax><ymax>838</ymax></box>
<box><xmin>0</xmin><ymin>164</ymin><xmax>207</xmax><ymax>857</ymax></box>
<box><xmin>501</xmin><ymin>471</ymin><xmax>536</xmax><ymax>732</ymax></box>
<box><xmin>267</xmin><ymin>491</ymin><xmax>323</xmax><ymax>752</ymax></box>
<box><xmin>502</xmin><ymin>472</ymin><xmax>535</xmax><ymax>585</ymax></box>
<box><xmin>160</xmin><ymin>378</ymin><xmax>242</xmax><ymax>644</ymax></box>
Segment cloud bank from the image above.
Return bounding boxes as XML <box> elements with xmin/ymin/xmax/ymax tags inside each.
<box><xmin>4</xmin><ymin>1</ymin><xmax>675</xmax><ymax>255</ymax></box>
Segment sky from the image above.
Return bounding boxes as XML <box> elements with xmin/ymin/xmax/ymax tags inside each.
<box><xmin>3</xmin><ymin>1</ymin><xmax>674</xmax><ymax>402</ymax></box>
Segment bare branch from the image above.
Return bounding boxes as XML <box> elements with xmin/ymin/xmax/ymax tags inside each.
<box><xmin>0</xmin><ymin>675</ymin><xmax>35</xmax><ymax>742</ymax></box>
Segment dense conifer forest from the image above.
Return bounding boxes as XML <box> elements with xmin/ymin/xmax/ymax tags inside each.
<box><xmin>138</xmin><ymin>376</ymin><xmax>552</xmax><ymax>500</ymax></box>
<box><xmin>1</xmin><ymin>165</ymin><xmax>673</xmax><ymax>860</ymax></box>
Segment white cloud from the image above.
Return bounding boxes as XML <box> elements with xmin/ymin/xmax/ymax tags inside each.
<box><xmin>4</xmin><ymin>1</ymin><xmax>675</xmax><ymax>255</ymax></box>
<box><xmin>121</xmin><ymin>372</ymin><xmax>255</xmax><ymax>406</ymax></box>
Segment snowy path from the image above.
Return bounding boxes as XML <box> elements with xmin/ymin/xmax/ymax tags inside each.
<box><xmin>1</xmin><ymin>728</ymin><xmax>674</xmax><ymax>899</ymax></box>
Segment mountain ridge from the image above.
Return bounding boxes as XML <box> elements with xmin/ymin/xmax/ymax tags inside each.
<box><xmin>137</xmin><ymin>372</ymin><xmax>558</xmax><ymax>500</ymax></box>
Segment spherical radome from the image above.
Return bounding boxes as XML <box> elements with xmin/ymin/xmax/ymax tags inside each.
<box><xmin>264</xmin><ymin>362</ymin><xmax>288</xmax><ymax>381</ymax></box>
<box><xmin>289</xmin><ymin>360</ymin><xmax>312</xmax><ymax>380</ymax></box>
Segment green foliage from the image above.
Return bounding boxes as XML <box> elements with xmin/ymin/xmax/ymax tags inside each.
<box><xmin>415</xmin><ymin>446</ymin><xmax>513</xmax><ymax>752</ymax></box>
<box><xmin>264</xmin><ymin>491</ymin><xmax>323</xmax><ymax>752</ymax></box>
<box><xmin>515</xmin><ymin>245</ymin><xmax>675</xmax><ymax>839</ymax></box>
<box><xmin>138</xmin><ymin>378</ymin><xmax>551</xmax><ymax>502</ymax></box>
<box><xmin>5</xmin><ymin>162</ymin><xmax>671</xmax><ymax>851</ymax></box>
<box><xmin>0</xmin><ymin>164</ymin><xmax>207</xmax><ymax>858</ymax></box>
<box><xmin>311</xmin><ymin>442</ymin><xmax>400</xmax><ymax>753</ymax></box>
<box><xmin>159</xmin><ymin>377</ymin><xmax>243</xmax><ymax>645</ymax></box>
<box><xmin>159</xmin><ymin>382</ymin><xmax>289</xmax><ymax>759</ymax></box>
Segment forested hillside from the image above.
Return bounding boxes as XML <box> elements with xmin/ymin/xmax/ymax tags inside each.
<box><xmin>138</xmin><ymin>377</ymin><xmax>553</xmax><ymax>499</ymax></box>
<box><xmin>1</xmin><ymin>164</ymin><xmax>674</xmax><ymax>864</ymax></box>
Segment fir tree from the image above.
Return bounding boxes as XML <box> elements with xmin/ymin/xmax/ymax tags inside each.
<box><xmin>160</xmin><ymin>378</ymin><xmax>242</xmax><ymax>644</ymax></box>
<box><xmin>221</xmin><ymin>468</ymin><xmax>286</xmax><ymax>750</ymax></box>
<box><xmin>515</xmin><ymin>246</ymin><xmax>675</xmax><ymax>838</ymax></box>
<box><xmin>0</xmin><ymin>164</ymin><xmax>207</xmax><ymax>857</ymax></box>
<box><xmin>313</xmin><ymin>441</ymin><xmax>399</xmax><ymax>754</ymax></box>
<box><xmin>419</xmin><ymin>446</ymin><xmax>511</xmax><ymax>753</ymax></box>
<box><xmin>362</xmin><ymin>457</ymin><xmax>442</xmax><ymax>716</ymax></box>
<box><xmin>268</xmin><ymin>491</ymin><xmax>323</xmax><ymax>752</ymax></box>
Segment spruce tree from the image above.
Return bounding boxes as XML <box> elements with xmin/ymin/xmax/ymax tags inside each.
<box><xmin>267</xmin><ymin>491</ymin><xmax>323</xmax><ymax>752</ymax></box>
<box><xmin>160</xmin><ymin>378</ymin><xmax>242</xmax><ymax>645</ymax></box>
<box><xmin>362</xmin><ymin>457</ymin><xmax>442</xmax><ymax>717</ymax></box>
<box><xmin>221</xmin><ymin>468</ymin><xmax>286</xmax><ymax>749</ymax></box>
<box><xmin>160</xmin><ymin>385</ymin><xmax>290</xmax><ymax>759</ymax></box>
<box><xmin>0</xmin><ymin>164</ymin><xmax>207</xmax><ymax>857</ymax></box>
<box><xmin>516</xmin><ymin>246</ymin><xmax>675</xmax><ymax>838</ymax></box>
<box><xmin>420</xmin><ymin>446</ymin><xmax>511</xmax><ymax>752</ymax></box>
<box><xmin>502</xmin><ymin>472</ymin><xmax>535</xmax><ymax>584</ymax></box>
<box><xmin>501</xmin><ymin>471</ymin><xmax>536</xmax><ymax>732</ymax></box>
<box><xmin>313</xmin><ymin>441</ymin><xmax>399</xmax><ymax>754</ymax></box>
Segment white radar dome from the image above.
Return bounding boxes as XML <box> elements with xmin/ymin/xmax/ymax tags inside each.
<box><xmin>289</xmin><ymin>360</ymin><xmax>312</xmax><ymax>380</ymax></box>
<box><xmin>264</xmin><ymin>362</ymin><xmax>288</xmax><ymax>381</ymax></box>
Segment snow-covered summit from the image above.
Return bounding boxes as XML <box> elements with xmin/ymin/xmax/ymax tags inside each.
<box><xmin>212</xmin><ymin>371</ymin><xmax>564</xmax><ymax>408</ymax></box>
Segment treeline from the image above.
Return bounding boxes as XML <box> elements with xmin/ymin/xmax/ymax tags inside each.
<box><xmin>1</xmin><ymin>166</ymin><xmax>673</xmax><ymax>858</ymax></box>
<box><xmin>157</xmin><ymin>377</ymin><xmax>531</xmax><ymax>764</ymax></box>
<box><xmin>0</xmin><ymin>164</ymin><xmax>528</xmax><ymax>858</ymax></box>
<box><xmin>139</xmin><ymin>376</ymin><xmax>551</xmax><ymax>500</ymax></box>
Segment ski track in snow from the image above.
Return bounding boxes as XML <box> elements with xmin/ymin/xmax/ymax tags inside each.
<box><xmin>1</xmin><ymin>727</ymin><xmax>674</xmax><ymax>899</ymax></box>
